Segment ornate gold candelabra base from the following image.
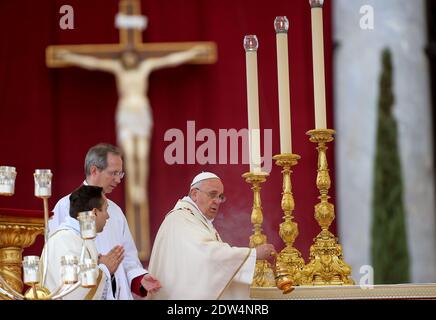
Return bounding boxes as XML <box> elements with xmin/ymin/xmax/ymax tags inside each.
<box><xmin>302</xmin><ymin>129</ymin><xmax>354</xmax><ymax>286</ymax></box>
<box><xmin>273</xmin><ymin>154</ymin><xmax>305</xmax><ymax>294</ymax></box>
<box><xmin>243</xmin><ymin>172</ymin><xmax>275</xmax><ymax>287</ymax></box>
<box><xmin>0</xmin><ymin>215</ymin><xmax>45</xmax><ymax>298</ymax></box>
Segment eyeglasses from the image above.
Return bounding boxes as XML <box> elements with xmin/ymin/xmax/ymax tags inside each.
<box><xmin>103</xmin><ymin>170</ymin><xmax>125</xmax><ymax>179</ymax></box>
<box><xmin>195</xmin><ymin>188</ymin><xmax>226</xmax><ymax>203</ymax></box>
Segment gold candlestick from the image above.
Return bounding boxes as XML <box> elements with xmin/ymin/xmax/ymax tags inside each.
<box><xmin>273</xmin><ymin>154</ymin><xmax>306</xmax><ymax>294</ymax></box>
<box><xmin>23</xmin><ymin>196</ymin><xmax>52</xmax><ymax>299</ymax></box>
<box><xmin>32</xmin><ymin>169</ymin><xmax>53</xmax><ymax>293</ymax></box>
<box><xmin>303</xmin><ymin>129</ymin><xmax>354</xmax><ymax>285</ymax></box>
<box><xmin>242</xmin><ymin>172</ymin><xmax>275</xmax><ymax>287</ymax></box>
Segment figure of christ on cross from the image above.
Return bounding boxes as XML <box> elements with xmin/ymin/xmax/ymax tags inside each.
<box><xmin>46</xmin><ymin>0</ymin><xmax>217</xmax><ymax>261</ymax></box>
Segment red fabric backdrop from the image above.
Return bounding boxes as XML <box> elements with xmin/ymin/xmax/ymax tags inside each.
<box><xmin>0</xmin><ymin>0</ymin><xmax>335</xmax><ymax>261</ymax></box>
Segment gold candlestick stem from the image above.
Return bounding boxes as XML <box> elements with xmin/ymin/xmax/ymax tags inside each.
<box><xmin>303</xmin><ymin>129</ymin><xmax>354</xmax><ymax>285</ymax></box>
<box><xmin>42</xmin><ymin>197</ymin><xmax>49</xmax><ymax>243</ymax></box>
<box><xmin>32</xmin><ymin>284</ymin><xmax>39</xmax><ymax>299</ymax></box>
<box><xmin>242</xmin><ymin>172</ymin><xmax>275</xmax><ymax>287</ymax></box>
<box><xmin>273</xmin><ymin>154</ymin><xmax>306</xmax><ymax>293</ymax></box>
<box><xmin>41</xmin><ymin>196</ymin><xmax>50</xmax><ymax>288</ymax></box>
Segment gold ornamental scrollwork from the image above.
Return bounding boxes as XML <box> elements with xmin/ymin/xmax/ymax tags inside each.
<box><xmin>0</xmin><ymin>219</ymin><xmax>45</xmax><ymax>296</ymax></box>
<box><xmin>0</xmin><ymin>225</ymin><xmax>43</xmax><ymax>248</ymax></box>
<box><xmin>0</xmin><ymin>248</ymin><xmax>23</xmax><ymax>294</ymax></box>
<box><xmin>243</xmin><ymin>172</ymin><xmax>276</xmax><ymax>288</ymax></box>
<box><xmin>302</xmin><ymin>129</ymin><xmax>354</xmax><ymax>286</ymax></box>
<box><xmin>273</xmin><ymin>154</ymin><xmax>306</xmax><ymax>293</ymax></box>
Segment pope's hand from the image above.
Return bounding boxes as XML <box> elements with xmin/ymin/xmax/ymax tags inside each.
<box><xmin>255</xmin><ymin>243</ymin><xmax>276</xmax><ymax>260</ymax></box>
<box><xmin>141</xmin><ymin>274</ymin><xmax>162</xmax><ymax>294</ymax></box>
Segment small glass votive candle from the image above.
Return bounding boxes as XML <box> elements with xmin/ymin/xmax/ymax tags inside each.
<box><xmin>79</xmin><ymin>258</ymin><xmax>98</xmax><ymax>288</ymax></box>
<box><xmin>61</xmin><ymin>255</ymin><xmax>79</xmax><ymax>284</ymax></box>
<box><xmin>243</xmin><ymin>35</ymin><xmax>259</xmax><ymax>52</ymax></box>
<box><xmin>309</xmin><ymin>0</ymin><xmax>324</xmax><ymax>8</ymax></box>
<box><xmin>274</xmin><ymin>16</ymin><xmax>289</xmax><ymax>33</ymax></box>
<box><xmin>78</xmin><ymin>211</ymin><xmax>97</xmax><ymax>240</ymax></box>
<box><xmin>34</xmin><ymin>169</ymin><xmax>53</xmax><ymax>198</ymax></box>
<box><xmin>0</xmin><ymin>166</ymin><xmax>17</xmax><ymax>196</ymax></box>
<box><xmin>22</xmin><ymin>256</ymin><xmax>40</xmax><ymax>285</ymax></box>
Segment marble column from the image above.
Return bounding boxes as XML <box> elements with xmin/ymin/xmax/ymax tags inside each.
<box><xmin>333</xmin><ymin>0</ymin><xmax>436</xmax><ymax>283</ymax></box>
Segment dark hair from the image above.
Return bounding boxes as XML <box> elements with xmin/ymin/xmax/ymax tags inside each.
<box><xmin>84</xmin><ymin>143</ymin><xmax>122</xmax><ymax>177</ymax></box>
<box><xmin>69</xmin><ymin>185</ymin><xmax>104</xmax><ymax>219</ymax></box>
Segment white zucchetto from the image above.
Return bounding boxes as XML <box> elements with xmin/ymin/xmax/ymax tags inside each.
<box><xmin>190</xmin><ymin>172</ymin><xmax>221</xmax><ymax>187</ymax></box>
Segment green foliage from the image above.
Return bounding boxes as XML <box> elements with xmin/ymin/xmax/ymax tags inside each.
<box><xmin>371</xmin><ymin>48</ymin><xmax>410</xmax><ymax>284</ymax></box>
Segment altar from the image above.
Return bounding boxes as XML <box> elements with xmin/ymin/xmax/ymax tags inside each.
<box><xmin>250</xmin><ymin>283</ymin><xmax>436</xmax><ymax>300</ymax></box>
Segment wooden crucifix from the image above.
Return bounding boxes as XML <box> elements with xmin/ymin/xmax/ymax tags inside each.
<box><xmin>46</xmin><ymin>0</ymin><xmax>217</xmax><ymax>261</ymax></box>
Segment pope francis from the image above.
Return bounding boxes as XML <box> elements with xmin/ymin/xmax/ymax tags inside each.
<box><xmin>147</xmin><ymin>172</ymin><xmax>275</xmax><ymax>299</ymax></box>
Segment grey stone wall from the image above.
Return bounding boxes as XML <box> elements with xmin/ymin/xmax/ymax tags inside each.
<box><xmin>333</xmin><ymin>0</ymin><xmax>436</xmax><ymax>283</ymax></box>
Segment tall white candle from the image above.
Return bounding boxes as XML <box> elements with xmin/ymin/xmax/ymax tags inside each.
<box><xmin>275</xmin><ymin>16</ymin><xmax>292</xmax><ymax>154</ymax></box>
<box><xmin>244</xmin><ymin>35</ymin><xmax>262</xmax><ymax>173</ymax></box>
<box><xmin>310</xmin><ymin>0</ymin><xmax>327</xmax><ymax>129</ymax></box>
